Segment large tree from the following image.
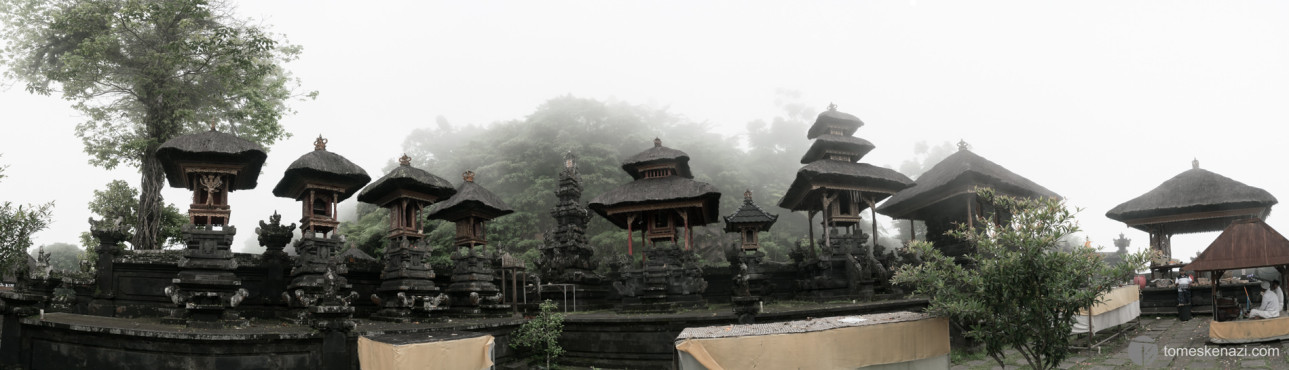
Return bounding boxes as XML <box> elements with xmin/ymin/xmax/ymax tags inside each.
<box><xmin>0</xmin><ymin>156</ymin><xmax>54</xmax><ymax>277</ymax></box>
<box><xmin>1</xmin><ymin>0</ymin><xmax>308</xmax><ymax>249</ymax></box>
<box><xmin>893</xmin><ymin>188</ymin><xmax>1146</xmax><ymax>370</ymax></box>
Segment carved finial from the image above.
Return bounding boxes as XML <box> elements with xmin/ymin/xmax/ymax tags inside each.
<box><xmin>957</xmin><ymin>139</ymin><xmax>969</xmax><ymax>151</ymax></box>
<box><xmin>314</xmin><ymin>135</ymin><xmax>328</xmax><ymax>151</ymax></box>
<box><xmin>564</xmin><ymin>151</ymin><xmax>575</xmax><ymax>169</ymax></box>
<box><xmin>209</xmin><ymin>120</ymin><xmax>218</xmax><ymax>132</ymax></box>
<box><xmin>399</xmin><ymin>154</ymin><xmax>411</xmax><ymax>166</ymax></box>
<box><xmin>463</xmin><ymin>170</ymin><xmax>475</xmax><ymax>182</ymax></box>
<box><xmin>653</xmin><ymin>137</ymin><xmax>662</xmax><ymax>147</ymax></box>
<box><xmin>1192</xmin><ymin>158</ymin><xmax>1199</xmax><ymax>169</ymax></box>
<box><xmin>744</xmin><ymin>189</ymin><xmax>753</xmax><ymax>200</ymax></box>
<box><xmin>827</xmin><ymin>102</ymin><xmax>837</xmax><ymax>111</ymax></box>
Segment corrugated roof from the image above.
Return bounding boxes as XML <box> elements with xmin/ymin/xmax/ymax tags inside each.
<box><xmin>1183</xmin><ymin>219</ymin><xmax>1289</xmax><ymax>272</ymax></box>
<box><xmin>877</xmin><ymin>148</ymin><xmax>1059</xmax><ymax>220</ymax></box>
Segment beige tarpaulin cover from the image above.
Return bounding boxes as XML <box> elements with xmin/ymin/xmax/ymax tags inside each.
<box><xmin>674</xmin><ymin>312</ymin><xmax>949</xmax><ymax>370</ymax></box>
<box><xmin>1209</xmin><ymin>315</ymin><xmax>1289</xmax><ymax>344</ymax></box>
<box><xmin>358</xmin><ymin>333</ymin><xmax>494</xmax><ymax>370</ymax></box>
<box><xmin>1078</xmin><ymin>284</ymin><xmax>1139</xmax><ymax>316</ymax></box>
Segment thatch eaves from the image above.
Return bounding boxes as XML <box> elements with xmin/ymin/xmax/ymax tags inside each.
<box><xmin>271</xmin><ymin>149</ymin><xmax>371</xmax><ymax>201</ymax></box>
<box><xmin>800</xmin><ymin>135</ymin><xmax>875</xmax><ymax>164</ymax></box>
<box><xmin>621</xmin><ymin>139</ymin><xmax>694</xmax><ymax>180</ymax></box>
<box><xmin>778</xmin><ymin>161</ymin><xmax>914</xmax><ymax>211</ymax></box>
<box><xmin>357</xmin><ymin>163</ymin><xmax>457</xmax><ymax>206</ymax></box>
<box><xmin>806</xmin><ymin>109</ymin><xmax>864</xmax><ymax>140</ymax></box>
<box><xmin>156</xmin><ymin>130</ymin><xmax>267</xmax><ymax>190</ymax></box>
<box><xmin>426</xmin><ymin>179</ymin><xmax>514</xmax><ymax>221</ymax></box>
<box><xmin>877</xmin><ymin>148</ymin><xmax>1059</xmax><ymax>220</ymax></box>
<box><xmin>1105</xmin><ymin>166</ymin><xmax>1276</xmax><ymax>234</ymax></box>
<box><xmin>724</xmin><ymin>194</ymin><xmax>778</xmax><ymax>232</ymax></box>
<box><xmin>588</xmin><ymin>176</ymin><xmax>722</xmax><ymax>228</ymax></box>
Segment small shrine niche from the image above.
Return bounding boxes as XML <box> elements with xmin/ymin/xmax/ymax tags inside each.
<box><xmin>826</xmin><ymin>190</ymin><xmax>864</xmax><ymax>227</ymax></box>
<box><xmin>155</xmin><ymin>122</ymin><xmax>266</xmax><ymax>227</ymax></box>
<box><xmin>427</xmin><ymin>170</ymin><xmax>514</xmax><ymax>250</ymax></box>
<box><xmin>726</xmin><ymin>190</ymin><xmax>777</xmax><ymax>251</ymax></box>
<box><xmin>186</xmin><ymin>169</ymin><xmax>236</xmax><ymax>226</ymax></box>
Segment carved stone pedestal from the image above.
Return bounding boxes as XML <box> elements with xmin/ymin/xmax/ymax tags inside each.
<box><xmin>164</xmin><ymin>225</ymin><xmax>248</xmax><ymax>328</ymax></box>
<box><xmin>371</xmin><ymin>238</ymin><xmax>446</xmax><ymax>322</ymax></box>
<box><xmin>445</xmin><ymin>249</ymin><xmax>509</xmax><ymax>317</ymax></box>
<box><xmin>280</xmin><ymin>234</ymin><xmax>358</xmax><ymax>328</ymax></box>
<box><xmin>614</xmin><ymin>246</ymin><xmax>708</xmax><ymax>313</ymax></box>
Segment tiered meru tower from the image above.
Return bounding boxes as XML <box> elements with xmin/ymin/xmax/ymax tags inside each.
<box><xmin>778</xmin><ymin>105</ymin><xmax>913</xmax><ymax>299</ymax></box>
<box><xmin>589</xmin><ymin>138</ymin><xmax>721</xmax><ymax>312</ymax></box>
<box><xmin>157</xmin><ymin>123</ymin><xmax>266</xmax><ymax>328</ymax></box>
<box><xmin>272</xmin><ymin>136</ymin><xmax>370</xmax><ymax>329</ymax></box>
<box><xmin>357</xmin><ymin>154</ymin><xmax>457</xmax><ymax>322</ymax></box>
<box><xmin>537</xmin><ymin>151</ymin><xmax>602</xmax><ymax>285</ymax></box>
<box><xmin>426</xmin><ymin>171</ymin><xmax>514</xmax><ymax>316</ymax></box>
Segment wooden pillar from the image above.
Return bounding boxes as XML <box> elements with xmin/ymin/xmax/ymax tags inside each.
<box><xmin>822</xmin><ymin>191</ymin><xmax>836</xmax><ymax>249</ymax></box>
<box><xmin>626</xmin><ymin>214</ymin><xmax>636</xmax><ymax>255</ymax></box>
<box><xmin>681</xmin><ymin>211</ymin><xmax>691</xmax><ymax>251</ymax></box>
<box><xmin>909</xmin><ymin>219</ymin><xmax>916</xmax><ymax>241</ymax></box>
<box><xmin>807</xmin><ymin>211</ymin><xmax>817</xmax><ymax>258</ymax></box>
<box><xmin>966</xmin><ymin>195</ymin><xmax>974</xmax><ymax>229</ymax></box>
<box><xmin>867</xmin><ymin>195</ymin><xmax>878</xmax><ymax>261</ymax></box>
<box><xmin>1212</xmin><ymin>269</ymin><xmax>1221</xmax><ymax>321</ymax></box>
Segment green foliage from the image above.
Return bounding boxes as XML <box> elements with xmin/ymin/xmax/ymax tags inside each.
<box><xmin>1</xmin><ymin>0</ymin><xmax>309</xmax><ymax>249</ymax></box>
<box><xmin>38</xmin><ymin>242</ymin><xmax>83</xmax><ymax>272</ymax></box>
<box><xmin>892</xmin><ymin>188</ymin><xmax>1146</xmax><ymax>370</ymax></box>
<box><xmin>77</xmin><ymin>180</ymin><xmax>186</xmax><ymax>249</ymax></box>
<box><xmin>511</xmin><ymin>299</ymin><xmax>565</xmax><ymax>368</ymax></box>
<box><xmin>0</xmin><ymin>157</ymin><xmax>54</xmax><ymax>277</ymax></box>
<box><xmin>341</xmin><ymin>93</ymin><xmax>820</xmax><ymax>270</ymax></box>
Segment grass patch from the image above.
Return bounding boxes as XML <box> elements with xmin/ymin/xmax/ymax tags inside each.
<box><xmin>950</xmin><ymin>348</ymin><xmax>986</xmax><ymax>364</ymax></box>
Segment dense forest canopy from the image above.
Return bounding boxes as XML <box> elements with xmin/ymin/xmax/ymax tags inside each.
<box><xmin>339</xmin><ymin>94</ymin><xmax>909</xmax><ymax>270</ymax></box>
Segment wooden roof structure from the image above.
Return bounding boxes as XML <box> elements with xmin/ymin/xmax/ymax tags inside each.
<box><xmin>156</xmin><ymin>128</ymin><xmax>267</xmax><ymax>190</ymax></box>
<box><xmin>425</xmin><ymin>171</ymin><xmax>514</xmax><ymax>221</ymax></box>
<box><xmin>724</xmin><ymin>190</ymin><xmax>778</xmax><ymax>233</ymax></box>
<box><xmin>271</xmin><ymin>137</ymin><xmax>371</xmax><ymax>201</ymax></box>
<box><xmin>1106</xmin><ymin>160</ymin><xmax>1277</xmax><ymax>235</ymax></box>
<box><xmin>357</xmin><ymin>155</ymin><xmax>457</xmax><ymax>206</ymax></box>
<box><xmin>876</xmin><ymin>145</ymin><xmax>1059</xmax><ymax>220</ymax></box>
<box><xmin>1183</xmin><ymin>219</ymin><xmax>1289</xmax><ymax>272</ymax></box>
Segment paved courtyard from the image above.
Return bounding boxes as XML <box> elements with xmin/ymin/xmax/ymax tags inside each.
<box><xmin>950</xmin><ymin>316</ymin><xmax>1289</xmax><ymax>369</ymax></box>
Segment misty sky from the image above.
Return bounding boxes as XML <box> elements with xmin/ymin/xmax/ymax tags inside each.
<box><xmin>2</xmin><ymin>1</ymin><xmax>1287</xmax><ymax>262</ymax></box>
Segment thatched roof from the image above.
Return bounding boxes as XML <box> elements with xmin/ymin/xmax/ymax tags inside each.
<box><xmin>156</xmin><ymin>130</ymin><xmax>267</xmax><ymax>190</ymax></box>
<box><xmin>357</xmin><ymin>161</ymin><xmax>457</xmax><ymax>206</ymax></box>
<box><xmin>724</xmin><ymin>192</ymin><xmax>778</xmax><ymax>232</ymax></box>
<box><xmin>272</xmin><ymin>148</ymin><xmax>371</xmax><ymax>201</ymax></box>
<box><xmin>1183</xmin><ymin>219</ymin><xmax>1289</xmax><ymax>272</ymax></box>
<box><xmin>1106</xmin><ymin>165</ymin><xmax>1276</xmax><ymax>234</ymax></box>
<box><xmin>778</xmin><ymin>161</ymin><xmax>914</xmax><ymax>211</ymax></box>
<box><xmin>621</xmin><ymin>138</ymin><xmax>693</xmax><ymax>179</ymax></box>
<box><xmin>877</xmin><ymin>148</ymin><xmax>1059</xmax><ymax>220</ymax></box>
<box><xmin>426</xmin><ymin>176</ymin><xmax>514</xmax><ymax>221</ymax></box>
<box><xmin>806</xmin><ymin>109</ymin><xmax>864</xmax><ymax>139</ymax></box>
<box><xmin>800</xmin><ymin>135</ymin><xmax>875</xmax><ymax>164</ymax></box>
<box><xmin>338</xmin><ymin>247</ymin><xmax>376</xmax><ymax>262</ymax></box>
<box><xmin>588</xmin><ymin>176</ymin><xmax>722</xmax><ymax>228</ymax></box>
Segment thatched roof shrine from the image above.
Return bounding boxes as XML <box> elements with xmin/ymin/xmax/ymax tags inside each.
<box><xmin>1106</xmin><ymin>160</ymin><xmax>1276</xmax><ymax>235</ymax></box>
<box><xmin>724</xmin><ymin>190</ymin><xmax>778</xmax><ymax>232</ymax></box>
<box><xmin>357</xmin><ymin>156</ymin><xmax>456</xmax><ymax>207</ymax></box>
<box><xmin>426</xmin><ymin>171</ymin><xmax>514</xmax><ymax>221</ymax></box>
<box><xmin>588</xmin><ymin>175</ymin><xmax>722</xmax><ymax>228</ymax></box>
<box><xmin>778</xmin><ymin>161</ymin><xmax>913</xmax><ymax>212</ymax></box>
<box><xmin>799</xmin><ymin>135</ymin><xmax>875</xmax><ymax>164</ymax></box>
<box><xmin>1183</xmin><ymin>219</ymin><xmax>1289</xmax><ymax>272</ymax></box>
<box><xmin>876</xmin><ymin>145</ymin><xmax>1059</xmax><ymax>220</ymax></box>
<box><xmin>272</xmin><ymin>137</ymin><xmax>371</xmax><ymax>201</ymax></box>
<box><xmin>156</xmin><ymin>129</ymin><xmax>267</xmax><ymax>190</ymax></box>
<box><xmin>621</xmin><ymin>138</ymin><xmax>694</xmax><ymax>180</ymax></box>
<box><xmin>806</xmin><ymin>109</ymin><xmax>864</xmax><ymax>139</ymax></box>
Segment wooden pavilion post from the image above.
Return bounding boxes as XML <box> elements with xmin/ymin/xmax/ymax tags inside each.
<box><xmin>680</xmin><ymin>211</ymin><xmax>690</xmax><ymax>251</ymax></box>
<box><xmin>807</xmin><ymin>211</ymin><xmax>818</xmax><ymax>258</ymax></box>
<box><xmin>822</xmin><ymin>191</ymin><xmax>836</xmax><ymax>249</ymax></box>
<box><xmin>909</xmin><ymin>219</ymin><xmax>916</xmax><ymax>241</ymax></box>
<box><xmin>1212</xmin><ymin>269</ymin><xmax>1221</xmax><ymax>321</ymax></box>
<box><xmin>626</xmin><ymin>214</ymin><xmax>636</xmax><ymax>256</ymax></box>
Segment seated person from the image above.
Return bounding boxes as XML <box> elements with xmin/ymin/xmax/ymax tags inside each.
<box><xmin>1249</xmin><ymin>281</ymin><xmax>1283</xmax><ymax>319</ymax></box>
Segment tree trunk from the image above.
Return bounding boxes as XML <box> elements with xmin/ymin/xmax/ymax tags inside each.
<box><xmin>134</xmin><ymin>144</ymin><xmax>165</xmax><ymax>250</ymax></box>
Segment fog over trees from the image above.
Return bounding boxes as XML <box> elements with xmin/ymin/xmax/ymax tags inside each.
<box><xmin>339</xmin><ymin>93</ymin><xmax>916</xmax><ymax>270</ymax></box>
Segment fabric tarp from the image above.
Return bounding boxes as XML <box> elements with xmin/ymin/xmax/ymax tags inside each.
<box><xmin>358</xmin><ymin>334</ymin><xmax>494</xmax><ymax>370</ymax></box>
<box><xmin>1078</xmin><ymin>285</ymin><xmax>1140</xmax><ymax>316</ymax></box>
<box><xmin>674</xmin><ymin>316</ymin><xmax>949</xmax><ymax>370</ymax></box>
<box><xmin>1072</xmin><ymin>300</ymin><xmax>1141</xmax><ymax>334</ymax></box>
<box><xmin>1209</xmin><ymin>315</ymin><xmax>1289</xmax><ymax>344</ymax></box>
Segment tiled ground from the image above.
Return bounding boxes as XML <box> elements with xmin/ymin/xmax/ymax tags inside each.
<box><xmin>950</xmin><ymin>316</ymin><xmax>1289</xmax><ymax>369</ymax></box>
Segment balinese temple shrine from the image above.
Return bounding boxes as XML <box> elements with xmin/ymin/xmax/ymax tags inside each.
<box><xmin>426</xmin><ymin>170</ymin><xmax>515</xmax><ymax>316</ymax></box>
<box><xmin>877</xmin><ymin>140</ymin><xmax>1059</xmax><ymax>264</ymax></box>
<box><xmin>357</xmin><ymin>154</ymin><xmax>457</xmax><ymax>322</ymax></box>
<box><xmin>778</xmin><ymin>104</ymin><xmax>912</xmax><ymax>299</ymax></box>
<box><xmin>723</xmin><ymin>190</ymin><xmax>778</xmax><ymax>323</ymax></box>
<box><xmin>589</xmin><ymin>138</ymin><xmax>721</xmax><ymax>312</ymax></box>
<box><xmin>1107</xmin><ymin>159</ymin><xmax>1278</xmax><ymax>279</ymax></box>
<box><xmin>156</xmin><ymin>122</ymin><xmax>267</xmax><ymax>327</ymax></box>
<box><xmin>272</xmin><ymin>136</ymin><xmax>371</xmax><ymax>328</ymax></box>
